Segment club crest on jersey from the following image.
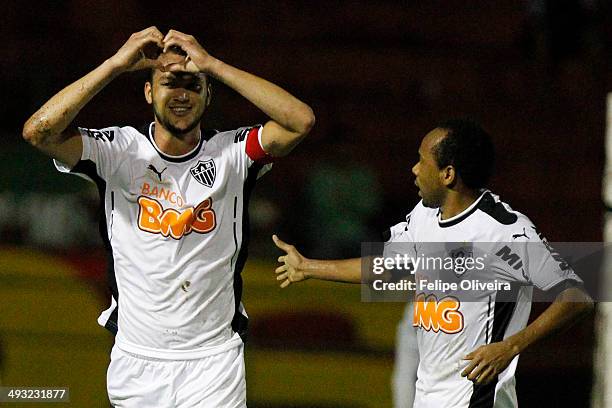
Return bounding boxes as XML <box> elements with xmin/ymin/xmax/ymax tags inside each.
<box><xmin>447</xmin><ymin>243</ymin><xmax>474</xmax><ymax>277</ymax></box>
<box><xmin>190</xmin><ymin>159</ymin><xmax>216</xmax><ymax>187</ymax></box>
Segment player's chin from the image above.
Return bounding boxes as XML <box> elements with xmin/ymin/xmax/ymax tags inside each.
<box><xmin>169</xmin><ymin>117</ymin><xmax>198</xmax><ymax>132</ymax></box>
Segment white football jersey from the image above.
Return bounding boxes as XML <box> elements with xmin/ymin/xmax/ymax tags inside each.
<box><xmin>55</xmin><ymin>122</ymin><xmax>272</xmax><ymax>359</ymax></box>
<box><xmin>386</xmin><ymin>191</ymin><xmax>583</xmax><ymax>408</ymax></box>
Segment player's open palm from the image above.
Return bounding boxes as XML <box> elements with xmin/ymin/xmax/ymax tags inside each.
<box><xmin>110</xmin><ymin>26</ymin><xmax>164</xmax><ymax>72</ymax></box>
<box><xmin>273</xmin><ymin>235</ymin><xmax>308</xmax><ymax>288</ymax></box>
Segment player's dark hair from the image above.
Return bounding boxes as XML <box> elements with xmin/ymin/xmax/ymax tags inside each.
<box><xmin>433</xmin><ymin>119</ymin><xmax>495</xmax><ymax>189</ymax></box>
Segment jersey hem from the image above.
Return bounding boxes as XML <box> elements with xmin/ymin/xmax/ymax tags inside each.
<box><xmin>115</xmin><ymin>332</ymin><xmax>243</xmax><ymax>360</ymax></box>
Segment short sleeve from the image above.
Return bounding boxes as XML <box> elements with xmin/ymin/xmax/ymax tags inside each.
<box><xmin>380</xmin><ymin>211</ymin><xmax>419</xmax><ymax>282</ymax></box>
<box><xmin>493</xmin><ymin>219</ymin><xmax>583</xmax><ymax>293</ymax></box>
<box><xmin>522</xmin><ymin>228</ymin><xmax>583</xmax><ymax>292</ymax></box>
<box><xmin>230</xmin><ymin>125</ymin><xmax>273</xmax><ymax>179</ymax></box>
<box><xmin>54</xmin><ymin>126</ymin><xmax>131</xmax><ymax>181</ymax></box>
<box><xmin>385</xmin><ymin>201</ymin><xmax>425</xmax><ymax>245</ymax></box>
<box><xmin>383</xmin><ymin>205</ymin><xmax>418</xmax><ymax>258</ymax></box>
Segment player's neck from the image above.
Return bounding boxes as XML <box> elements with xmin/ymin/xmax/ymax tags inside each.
<box><xmin>153</xmin><ymin>120</ymin><xmax>201</xmax><ymax>156</ymax></box>
<box><xmin>439</xmin><ymin>189</ymin><xmax>481</xmax><ymax>220</ymax></box>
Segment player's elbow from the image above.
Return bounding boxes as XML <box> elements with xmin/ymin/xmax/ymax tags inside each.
<box><xmin>286</xmin><ymin>107</ymin><xmax>315</xmax><ymax>150</ymax></box>
<box><xmin>22</xmin><ymin>122</ymin><xmax>41</xmax><ymax>146</ymax></box>
<box><xmin>295</xmin><ymin>105</ymin><xmax>315</xmax><ymax>136</ymax></box>
<box><xmin>269</xmin><ymin>109</ymin><xmax>315</xmax><ymax>158</ymax></box>
<box><xmin>22</xmin><ymin>118</ymin><xmax>49</xmax><ymax>147</ymax></box>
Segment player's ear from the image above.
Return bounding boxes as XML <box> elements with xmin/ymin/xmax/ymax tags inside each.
<box><xmin>205</xmin><ymin>81</ymin><xmax>212</xmax><ymax>108</ymax></box>
<box><xmin>144</xmin><ymin>81</ymin><xmax>153</xmax><ymax>105</ymax></box>
<box><xmin>441</xmin><ymin>165</ymin><xmax>456</xmax><ymax>187</ymax></box>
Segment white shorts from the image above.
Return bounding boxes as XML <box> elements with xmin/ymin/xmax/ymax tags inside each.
<box><xmin>107</xmin><ymin>343</ymin><xmax>246</xmax><ymax>408</ymax></box>
<box><xmin>392</xmin><ymin>301</ymin><xmax>418</xmax><ymax>408</ymax></box>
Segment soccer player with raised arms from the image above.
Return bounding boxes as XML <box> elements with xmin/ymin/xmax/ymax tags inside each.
<box><xmin>273</xmin><ymin>119</ymin><xmax>592</xmax><ymax>407</ymax></box>
<box><xmin>23</xmin><ymin>27</ymin><xmax>314</xmax><ymax>407</ymax></box>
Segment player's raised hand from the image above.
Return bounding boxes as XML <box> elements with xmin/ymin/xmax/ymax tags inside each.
<box><xmin>162</xmin><ymin>30</ymin><xmax>216</xmax><ymax>74</ymax></box>
<box><xmin>108</xmin><ymin>27</ymin><xmax>164</xmax><ymax>72</ymax></box>
<box><xmin>272</xmin><ymin>235</ymin><xmax>308</xmax><ymax>288</ymax></box>
<box><xmin>461</xmin><ymin>341</ymin><xmax>518</xmax><ymax>384</ymax></box>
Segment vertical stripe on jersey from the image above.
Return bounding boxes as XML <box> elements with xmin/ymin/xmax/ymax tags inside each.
<box><xmin>468</xmin><ymin>284</ymin><xmax>519</xmax><ymax>408</ymax></box>
<box><xmin>231</xmin><ymin>163</ymin><xmax>263</xmax><ymax>342</ymax></box>
<box><xmin>230</xmin><ymin>196</ymin><xmax>239</xmax><ymax>271</ymax></box>
<box><xmin>485</xmin><ymin>295</ymin><xmax>492</xmax><ymax>344</ymax></box>
<box><xmin>71</xmin><ymin>160</ymin><xmax>118</xmax><ymax>335</ymax></box>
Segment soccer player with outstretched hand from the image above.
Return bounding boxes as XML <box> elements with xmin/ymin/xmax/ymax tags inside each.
<box><xmin>273</xmin><ymin>119</ymin><xmax>592</xmax><ymax>408</ymax></box>
<box><xmin>23</xmin><ymin>26</ymin><xmax>314</xmax><ymax>407</ymax></box>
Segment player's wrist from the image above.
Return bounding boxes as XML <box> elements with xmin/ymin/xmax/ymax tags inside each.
<box><xmin>300</xmin><ymin>258</ymin><xmax>315</xmax><ymax>280</ymax></box>
<box><xmin>103</xmin><ymin>57</ymin><xmax>128</xmax><ymax>76</ymax></box>
<box><xmin>202</xmin><ymin>56</ymin><xmax>224</xmax><ymax>78</ymax></box>
<box><xmin>504</xmin><ymin>336</ymin><xmax>525</xmax><ymax>356</ymax></box>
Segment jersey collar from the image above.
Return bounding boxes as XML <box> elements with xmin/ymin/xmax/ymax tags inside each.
<box><xmin>146</xmin><ymin>122</ymin><xmax>204</xmax><ymax>163</ymax></box>
<box><xmin>438</xmin><ymin>190</ymin><xmax>488</xmax><ymax>228</ymax></box>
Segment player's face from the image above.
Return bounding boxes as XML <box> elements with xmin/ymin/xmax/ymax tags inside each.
<box><xmin>146</xmin><ymin>69</ymin><xmax>210</xmax><ymax>136</ymax></box>
<box><xmin>412</xmin><ymin>128</ymin><xmax>448</xmax><ymax>208</ymax></box>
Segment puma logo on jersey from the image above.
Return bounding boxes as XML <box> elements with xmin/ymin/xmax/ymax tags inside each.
<box><xmin>413</xmin><ymin>293</ymin><xmax>464</xmax><ymax>334</ymax></box>
<box><xmin>80</xmin><ymin>127</ymin><xmax>114</xmax><ymax>142</ymax></box>
<box><xmin>512</xmin><ymin>228</ymin><xmax>529</xmax><ymax>240</ymax></box>
<box><xmin>137</xmin><ymin>196</ymin><xmax>216</xmax><ymax>239</ymax></box>
<box><xmin>147</xmin><ymin>164</ymin><xmax>167</xmax><ymax>182</ymax></box>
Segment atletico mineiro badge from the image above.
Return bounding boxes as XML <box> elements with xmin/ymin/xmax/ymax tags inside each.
<box><xmin>190</xmin><ymin>159</ymin><xmax>216</xmax><ymax>187</ymax></box>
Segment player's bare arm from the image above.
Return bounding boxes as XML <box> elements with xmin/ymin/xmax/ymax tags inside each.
<box><xmin>273</xmin><ymin>235</ymin><xmax>363</xmax><ymax>287</ymax></box>
<box><xmin>162</xmin><ymin>30</ymin><xmax>315</xmax><ymax>157</ymax></box>
<box><xmin>461</xmin><ymin>286</ymin><xmax>593</xmax><ymax>385</ymax></box>
<box><xmin>22</xmin><ymin>26</ymin><xmax>164</xmax><ymax>167</ymax></box>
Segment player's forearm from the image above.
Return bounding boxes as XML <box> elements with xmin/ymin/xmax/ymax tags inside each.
<box><xmin>207</xmin><ymin>58</ymin><xmax>315</xmax><ymax>136</ymax></box>
<box><xmin>504</xmin><ymin>287</ymin><xmax>593</xmax><ymax>355</ymax></box>
<box><xmin>23</xmin><ymin>59</ymin><xmax>121</xmax><ymax>146</ymax></box>
<box><xmin>302</xmin><ymin>258</ymin><xmax>363</xmax><ymax>284</ymax></box>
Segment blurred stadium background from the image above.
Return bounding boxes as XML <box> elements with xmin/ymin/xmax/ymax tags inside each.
<box><xmin>1</xmin><ymin>1</ymin><xmax>611</xmax><ymax>406</ymax></box>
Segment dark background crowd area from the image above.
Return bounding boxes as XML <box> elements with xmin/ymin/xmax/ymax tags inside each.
<box><xmin>1</xmin><ymin>0</ymin><xmax>610</xmax><ymax>247</ymax></box>
<box><xmin>1</xmin><ymin>1</ymin><xmax>611</xmax><ymax>406</ymax></box>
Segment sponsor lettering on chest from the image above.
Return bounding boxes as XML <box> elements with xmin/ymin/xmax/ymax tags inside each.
<box><xmin>137</xmin><ymin>162</ymin><xmax>217</xmax><ymax>239</ymax></box>
<box><xmin>412</xmin><ymin>293</ymin><xmax>464</xmax><ymax>334</ymax></box>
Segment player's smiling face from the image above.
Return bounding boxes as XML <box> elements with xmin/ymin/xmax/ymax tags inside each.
<box><xmin>145</xmin><ymin>66</ymin><xmax>210</xmax><ymax>136</ymax></box>
<box><xmin>412</xmin><ymin>128</ymin><xmax>448</xmax><ymax>208</ymax></box>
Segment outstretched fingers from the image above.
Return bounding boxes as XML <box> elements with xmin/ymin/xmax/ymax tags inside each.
<box><xmin>273</xmin><ymin>234</ymin><xmax>304</xmax><ymax>288</ymax></box>
<box><xmin>272</xmin><ymin>235</ymin><xmax>292</xmax><ymax>252</ymax></box>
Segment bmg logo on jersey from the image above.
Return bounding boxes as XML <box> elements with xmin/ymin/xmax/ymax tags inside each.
<box><xmin>137</xmin><ymin>196</ymin><xmax>217</xmax><ymax>239</ymax></box>
<box><xmin>413</xmin><ymin>293</ymin><xmax>464</xmax><ymax>334</ymax></box>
